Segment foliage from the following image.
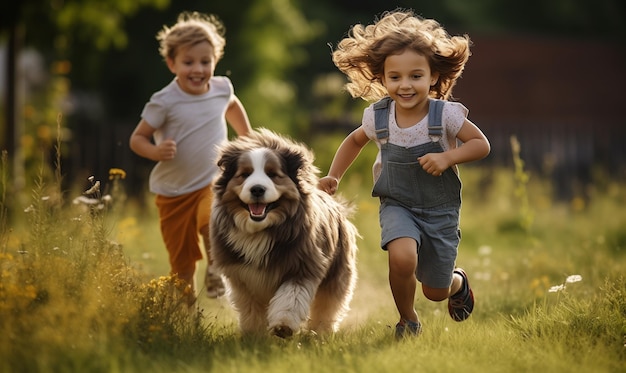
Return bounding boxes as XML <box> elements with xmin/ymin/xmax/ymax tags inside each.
<box><xmin>0</xmin><ymin>164</ymin><xmax>208</xmax><ymax>372</ymax></box>
<box><xmin>4</xmin><ymin>1</ymin><xmax>625</xmax><ymax>202</ymax></box>
<box><xmin>54</xmin><ymin>0</ymin><xmax>170</xmax><ymax>50</ymax></box>
<box><xmin>230</xmin><ymin>0</ymin><xmax>323</xmax><ymax>136</ymax></box>
<box><xmin>1</xmin><ymin>0</ymin><xmax>170</xmax><ymax>50</ymax></box>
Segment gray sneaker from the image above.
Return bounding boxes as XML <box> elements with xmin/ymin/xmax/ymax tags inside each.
<box><xmin>395</xmin><ymin>318</ymin><xmax>422</xmax><ymax>339</ymax></box>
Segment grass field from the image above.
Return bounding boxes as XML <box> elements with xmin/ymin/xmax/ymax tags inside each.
<box><xmin>1</xmin><ymin>143</ymin><xmax>625</xmax><ymax>372</ymax></box>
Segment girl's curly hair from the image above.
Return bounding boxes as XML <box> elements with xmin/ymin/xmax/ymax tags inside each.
<box><xmin>332</xmin><ymin>9</ymin><xmax>471</xmax><ymax>101</ymax></box>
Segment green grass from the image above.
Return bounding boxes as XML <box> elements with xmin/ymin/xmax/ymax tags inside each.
<box><xmin>1</xmin><ymin>145</ymin><xmax>625</xmax><ymax>372</ymax></box>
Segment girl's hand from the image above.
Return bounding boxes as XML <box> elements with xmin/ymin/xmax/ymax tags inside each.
<box><xmin>318</xmin><ymin>176</ymin><xmax>339</xmax><ymax>195</ymax></box>
<box><xmin>157</xmin><ymin>139</ymin><xmax>177</xmax><ymax>160</ymax></box>
<box><xmin>418</xmin><ymin>153</ymin><xmax>450</xmax><ymax>176</ymax></box>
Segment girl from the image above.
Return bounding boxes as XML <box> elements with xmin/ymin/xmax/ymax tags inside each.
<box><xmin>319</xmin><ymin>9</ymin><xmax>490</xmax><ymax>338</ymax></box>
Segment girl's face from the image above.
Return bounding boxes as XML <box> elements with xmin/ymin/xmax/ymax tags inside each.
<box><xmin>381</xmin><ymin>49</ymin><xmax>439</xmax><ymax>115</ymax></box>
<box><xmin>166</xmin><ymin>41</ymin><xmax>216</xmax><ymax>95</ymax></box>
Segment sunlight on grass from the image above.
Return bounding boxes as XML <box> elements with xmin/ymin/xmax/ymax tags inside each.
<box><xmin>1</xmin><ymin>137</ymin><xmax>625</xmax><ymax>372</ymax></box>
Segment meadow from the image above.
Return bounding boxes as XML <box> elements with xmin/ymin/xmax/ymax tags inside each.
<box><xmin>0</xmin><ymin>137</ymin><xmax>625</xmax><ymax>373</ymax></box>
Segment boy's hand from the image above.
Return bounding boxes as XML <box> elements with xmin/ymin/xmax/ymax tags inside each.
<box><xmin>318</xmin><ymin>176</ymin><xmax>339</xmax><ymax>195</ymax></box>
<box><xmin>157</xmin><ymin>139</ymin><xmax>177</xmax><ymax>160</ymax></box>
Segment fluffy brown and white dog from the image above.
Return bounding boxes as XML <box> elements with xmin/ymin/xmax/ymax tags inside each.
<box><xmin>210</xmin><ymin>128</ymin><xmax>358</xmax><ymax>338</ymax></box>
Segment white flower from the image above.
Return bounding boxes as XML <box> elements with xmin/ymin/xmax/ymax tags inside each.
<box><xmin>548</xmin><ymin>284</ymin><xmax>566</xmax><ymax>293</ymax></box>
<box><xmin>73</xmin><ymin>196</ymin><xmax>100</xmax><ymax>205</ymax></box>
<box><xmin>565</xmin><ymin>275</ymin><xmax>582</xmax><ymax>283</ymax></box>
<box><xmin>84</xmin><ymin>180</ymin><xmax>101</xmax><ymax>195</ymax></box>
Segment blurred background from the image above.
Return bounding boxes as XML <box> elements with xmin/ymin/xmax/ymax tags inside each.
<box><xmin>1</xmin><ymin>0</ymin><xmax>625</xmax><ymax>211</ymax></box>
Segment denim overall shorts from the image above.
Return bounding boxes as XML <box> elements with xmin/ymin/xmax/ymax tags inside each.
<box><xmin>372</xmin><ymin>97</ymin><xmax>462</xmax><ymax>288</ymax></box>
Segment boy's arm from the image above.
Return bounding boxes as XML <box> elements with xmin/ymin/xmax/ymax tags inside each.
<box><xmin>318</xmin><ymin>126</ymin><xmax>370</xmax><ymax>195</ymax></box>
<box><xmin>225</xmin><ymin>96</ymin><xmax>253</xmax><ymax>137</ymax></box>
<box><xmin>129</xmin><ymin>119</ymin><xmax>177</xmax><ymax>162</ymax></box>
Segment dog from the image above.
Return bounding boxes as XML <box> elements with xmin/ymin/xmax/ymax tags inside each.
<box><xmin>210</xmin><ymin>128</ymin><xmax>358</xmax><ymax>338</ymax></box>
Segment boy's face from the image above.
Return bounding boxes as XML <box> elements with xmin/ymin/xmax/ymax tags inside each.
<box><xmin>166</xmin><ymin>41</ymin><xmax>216</xmax><ymax>95</ymax></box>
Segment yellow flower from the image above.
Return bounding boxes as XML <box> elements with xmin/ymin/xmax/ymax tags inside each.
<box><xmin>109</xmin><ymin>168</ymin><xmax>127</xmax><ymax>180</ymax></box>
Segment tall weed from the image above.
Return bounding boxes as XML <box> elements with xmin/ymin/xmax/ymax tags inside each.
<box><xmin>0</xmin><ymin>155</ymin><xmax>207</xmax><ymax>372</ymax></box>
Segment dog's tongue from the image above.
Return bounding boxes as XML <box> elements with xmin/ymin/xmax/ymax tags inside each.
<box><xmin>249</xmin><ymin>203</ymin><xmax>267</xmax><ymax>217</ymax></box>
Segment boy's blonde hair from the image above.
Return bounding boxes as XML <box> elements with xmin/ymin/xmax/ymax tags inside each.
<box><xmin>332</xmin><ymin>9</ymin><xmax>471</xmax><ymax>101</ymax></box>
<box><xmin>157</xmin><ymin>11</ymin><xmax>226</xmax><ymax>62</ymax></box>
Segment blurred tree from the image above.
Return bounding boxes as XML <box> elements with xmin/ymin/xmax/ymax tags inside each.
<box><xmin>233</xmin><ymin>0</ymin><xmax>322</xmax><ymax>135</ymax></box>
<box><xmin>94</xmin><ymin>1</ymin><xmax>321</xmax><ymax>200</ymax></box>
<box><xmin>0</xmin><ymin>0</ymin><xmax>169</xmax><ymax>202</ymax></box>
<box><xmin>2</xmin><ymin>0</ymin><xmax>624</xmax><ymax>204</ymax></box>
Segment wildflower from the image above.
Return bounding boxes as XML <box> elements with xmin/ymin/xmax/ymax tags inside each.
<box><xmin>109</xmin><ymin>168</ymin><xmax>127</xmax><ymax>180</ymax></box>
<box><xmin>530</xmin><ymin>275</ymin><xmax>550</xmax><ymax>296</ymax></box>
<box><xmin>84</xmin><ymin>180</ymin><xmax>101</xmax><ymax>195</ymax></box>
<box><xmin>73</xmin><ymin>196</ymin><xmax>100</xmax><ymax>206</ymax></box>
<box><xmin>548</xmin><ymin>274</ymin><xmax>583</xmax><ymax>294</ymax></box>
<box><xmin>548</xmin><ymin>284</ymin><xmax>566</xmax><ymax>293</ymax></box>
<box><xmin>565</xmin><ymin>275</ymin><xmax>582</xmax><ymax>283</ymax></box>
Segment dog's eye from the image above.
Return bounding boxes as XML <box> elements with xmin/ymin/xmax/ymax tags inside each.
<box><xmin>236</xmin><ymin>172</ymin><xmax>251</xmax><ymax>179</ymax></box>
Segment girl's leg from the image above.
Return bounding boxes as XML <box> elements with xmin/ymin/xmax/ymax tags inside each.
<box><xmin>387</xmin><ymin>237</ymin><xmax>419</xmax><ymax>323</ymax></box>
<box><xmin>421</xmin><ymin>273</ymin><xmax>463</xmax><ymax>302</ymax></box>
<box><xmin>422</xmin><ymin>270</ymin><xmax>474</xmax><ymax>322</ymax></box>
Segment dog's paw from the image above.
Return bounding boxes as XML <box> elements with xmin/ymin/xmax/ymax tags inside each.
<box><xmin>271</xmin><ymin>325</ymin><xmax>294</xmax><ymax>339</ymax></box>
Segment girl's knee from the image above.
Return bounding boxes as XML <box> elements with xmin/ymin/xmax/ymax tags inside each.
<box><xmin>388</xmin><ymin>242</ymin><xmax>418</xmax><ymax>276</ymax></box>
<box><xmin>389</xmin><ymin>259</ymin><xmax>416</xmax><ymax>278</ymax></box>
<box><xmin>422</xmin><ymin>286</ymin><xmax>449</xmax><ymax>302</ymax></box>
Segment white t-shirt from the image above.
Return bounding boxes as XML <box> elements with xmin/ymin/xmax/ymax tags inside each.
<box><xmin>362</xmin><ymin>99</ymin><xmax>469</xmax><ymax>182</ymax></box>
<box><xmin>141</xmin><ymin>76</ymin><xmax>233</xmax><ymax>196</ymax></box>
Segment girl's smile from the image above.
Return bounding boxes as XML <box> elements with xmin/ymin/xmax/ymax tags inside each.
<box><xmin>382</xmin><ymin>49</ymin><xmax>439</xmax><ymax>124</ymax></box>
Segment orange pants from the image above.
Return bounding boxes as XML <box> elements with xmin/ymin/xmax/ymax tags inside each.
<box><xmin>155</xmin><ymin>184</ymin><xmax>213</xmax><ymax>285</ymax></box>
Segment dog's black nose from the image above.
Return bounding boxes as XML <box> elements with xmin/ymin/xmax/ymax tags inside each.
<box><xmin>250</xmin><ymin>185</ymin><xmax>266</xmax><ymax>198</ymax></box>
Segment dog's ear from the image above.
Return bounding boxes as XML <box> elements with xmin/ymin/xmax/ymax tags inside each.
<box><xmin>280</xmin><ymin>145</ymin><xmax>319</xmax><ymax>193</ymax></box>
<box><xmin>282</xmin><ymin>147</ymin><xmax>305</xmax><ymax>182</ymax></box>
<box><xmin>214</xmin><ymin>147</ymin><xmax>241</xmax><ymax>194</ymax></box>
<box><xmin>217</xmin><ymin>150</ymin><xmax>240</xmax><ymax>176</ymax></box>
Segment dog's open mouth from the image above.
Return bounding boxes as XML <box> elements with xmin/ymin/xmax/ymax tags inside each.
<box><xmin>247</xmin><ymin>203</ymin><xmax>274</xmax><ymax>221</ymax></box>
